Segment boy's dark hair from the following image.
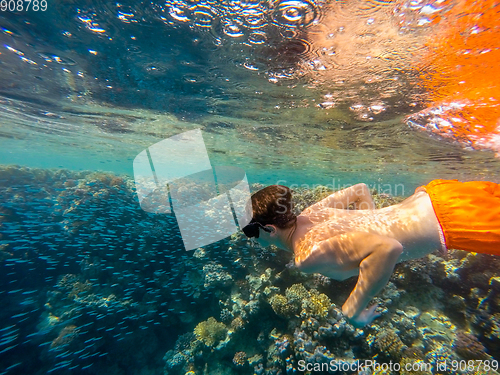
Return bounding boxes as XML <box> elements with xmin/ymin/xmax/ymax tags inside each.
<box><xmin>251</xmin><ymin>185</ymin><xmax>296</xmax><ymax>229</ymax></box>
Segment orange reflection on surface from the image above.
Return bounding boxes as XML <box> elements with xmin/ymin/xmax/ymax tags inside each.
<box><xmin>415</xmin><ymin>0</ymin><xmax>500</xmax><ymax>154</ymax></box>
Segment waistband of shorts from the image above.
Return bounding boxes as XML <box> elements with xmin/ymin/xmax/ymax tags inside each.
<box><xmin>415</xmin><ymin>185</ymin><xmax>448</xmax><ymax>253</ymax></box>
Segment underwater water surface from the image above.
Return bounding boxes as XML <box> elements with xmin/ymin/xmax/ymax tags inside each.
<box><xmin>1</xmin><ymin>0</ymin><xmax>500</xmax><ymax>374</ymax></box>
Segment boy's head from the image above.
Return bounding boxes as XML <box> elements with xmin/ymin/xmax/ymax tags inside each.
<box><xmin>242</xmin><ymin>185</ymin><xmax>296</xmax><ymax>239</ymax></box>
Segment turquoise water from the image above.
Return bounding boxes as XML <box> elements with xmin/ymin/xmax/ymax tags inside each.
<box><xmin>1</xmin><ymin>0</ymin><xmax>500</xmax><ymax>374</ymax></box>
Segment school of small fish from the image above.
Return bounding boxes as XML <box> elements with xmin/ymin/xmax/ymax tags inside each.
<box><xmin>0</xmin><ymin>166</ymin><xmax>264</xmax><ymax>374</ymax></box>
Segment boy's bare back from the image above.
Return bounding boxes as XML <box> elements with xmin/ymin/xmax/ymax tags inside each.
<box><xmin>290</xmin><ymin>184</ymin><xmax>442</xmax><ymax>326</ymax></box>
<box><xmin>245</xmin><ymin>180</ymin><xmax>499</xmax><ymax>326</ymax></box>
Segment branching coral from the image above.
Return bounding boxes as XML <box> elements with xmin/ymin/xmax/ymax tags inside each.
<box><xmin>174</xmin><ymin>332</ymin><xmax>195</xmax><ymax>352</ymax></box>
<box><xmin>202</xmin><ymin>262</ymin><xmax>233</xmax><ymax>288</ymax></box>
<box><xmin>230</xmin><ymin>316</ymin><xmax>245</xmax><ymax>331</ymax></box>
<box><xmin>232</xmin><ymin>351</ymin><xmax>248</xmax><ymax>367</ymax></box>
<box><xmin>374</xmin><ymin>329</ymin><xmax>406</xmax><ymax>360</ymax></box>
<box><xmin>303</xmin><ymin>290</ymin><xmax>331</xmax><ymax>318</ymax></box>
<box><xmin>193</xmin><ymin>317</ymin><xmax>227</xmax><ymax>347</ymax></box>
<box><xmin>269</xmin><ymin>284</ymin><xmax>332</xmax><ymax>319</ymax></box>
<box><xmin>269</xmin><ymin>294</ymin><xmax>298</xmax><ymax>318</ymax></box>
<box><xmin>285</xmin><ymin>284</ymin><xmax>309</xmax><ymax>305</ymax></box>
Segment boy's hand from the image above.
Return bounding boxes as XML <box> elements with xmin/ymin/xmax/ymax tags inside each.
<box><xmin>296</xmin><ymin>232</ymin><xmax>401</xmax><ymax>328</ymax></box>
<box><xmin>346</xmin><ymin>304</ymin><xmax>380</xmax><ymax>328</ymax></box>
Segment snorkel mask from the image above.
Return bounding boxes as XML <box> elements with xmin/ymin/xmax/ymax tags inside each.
<box><xmin>242</xmin><ymin>220</ymin><xmax>272</xmax><ymax>238</ymax></box>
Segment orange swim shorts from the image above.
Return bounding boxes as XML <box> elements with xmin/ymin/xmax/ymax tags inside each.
<box><xmin>417</xmin><ymin>179</ymin><xmax>500</xmax><ymax>254</ymax></box>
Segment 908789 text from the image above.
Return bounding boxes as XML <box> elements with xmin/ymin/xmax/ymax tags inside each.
<box><xmin>1</xmin><ymin>0</ymin><xmax>47</xmax><ymax>11</ymax></box>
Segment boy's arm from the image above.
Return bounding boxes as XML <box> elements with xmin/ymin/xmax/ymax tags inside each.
<box><xmin>295</xmin><ymin>232</ymin><xmax>402</xmax><ymax>327</ymax></box>
<box><xmin>342</xmin><ymin>234</ymin><xmax>403</xmax><ymax>327</ymax></box>
<box><xmin>305</xmin><ymin>183</ymin><xmax>375</xmax><ymax>212</ymax></box>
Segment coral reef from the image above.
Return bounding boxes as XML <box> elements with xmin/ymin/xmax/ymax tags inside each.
<box><xmin>269</xmin><ymin>294</ymin><xmax>296</xmax><ymax>318</ymax></box>
<box><xmin>269</xmin><ymin>283</ymin><xmax>332</xmax><ymax>319</ymax></box>
<box><xmin>232</xmin><ymin>351</ymin><xmax>248</xmax><ymax>367</ymax></box>
<box><xmin>304</xmin><ymin>290</ymin><xmax>332</xmax><ymax>318</ymax></box>
<box><xmin>193</xmin><ymin>317</ymin><xmax>227</xmax><ymax>347</ymax></box>
<box><xmin>50</xmin><ymin>324</ymin><xmax>79</xmax><ymax>349</ymax></box>
<box><xmin>399</xmin><ymin>358</ymin><xmax>433</xmax><ymax>375</ymax></box>
<box><xmin>372</xmin><ymin>329</ymin><xmax>406</xmax><ymax>360</ymax></box>
<box><xmin>453</xmin><ymin>331</ymin><xmax>492</xmax><ymax>360</ymax></box>
<box><xmin>1</xmin><ymin>166</ymin><xmax>500</xmax><ymax>375</ymax></box>
<box><xmin>285</xmin><ymin>283</ymin><xmax>309</xmax><ymax>305</ymax></box>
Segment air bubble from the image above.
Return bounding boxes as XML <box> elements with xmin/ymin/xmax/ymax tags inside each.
<box><xmin>248</xmin><ymin>32</ymin><xmax>267</xmax><ymax>45</ymax></box>
<box><xmin>271</xmin><ymin>0</ymin><xmax>320</xmax><ymax>28</ymax></box>
<box><xmin>224</xmin><ymin>23</ymin><xmax>245</xmax><ymax>38</ymax></box>
<box><xmin>193</xmin><ymin>6</ymin><xmax>216</xmax><ymax>28</ymax></box>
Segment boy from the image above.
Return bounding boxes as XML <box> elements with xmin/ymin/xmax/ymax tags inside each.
<box><xmin>242</xmin><ymin>180</ymin><xmax>500</xmax><ymax>327</ymax></box>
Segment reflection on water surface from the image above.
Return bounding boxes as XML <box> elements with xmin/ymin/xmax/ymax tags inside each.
<box><xmin>0</xmin><ymin>0</ymin><xmax>499</xmax><ymax>184</ymax></box>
